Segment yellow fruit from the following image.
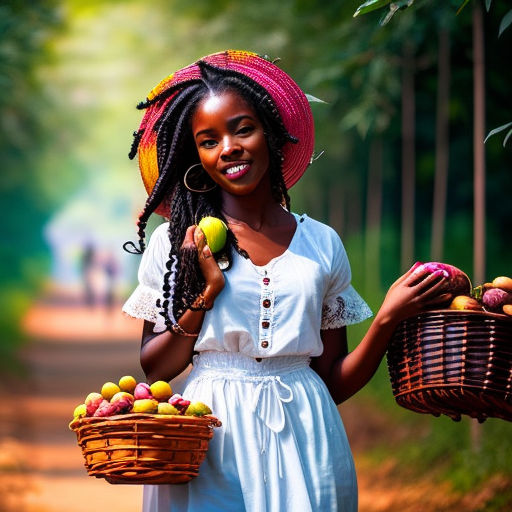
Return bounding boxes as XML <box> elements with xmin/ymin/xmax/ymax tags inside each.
<box><xmin>449</xmin><ymin>295</ymin><xmax>483</xmax><ymax>311</ymax></box>
<box><xmin>198</xmin><ymin>217</ymin><xmax>228</xmax><ymax>253</ymax></box>
<box><xmin>185</xmin><ymin>401</ymin><xmax>212</xmax><ymax>417</ymax></box>
<box><xmin>101</xmin><ymin>382</ymin><xmax>121</xmax><ymax>401</ymax></box>
<box><xmin>492</xmin><ymin>276</ymin><xmax>512</xmax><ymax>292</ymax></box>
<box><xmin>150</xmin><ymin>381</ymin><xmax>173</xmax><ymax>401</ymax></box>
<box><xmin>132</xmin><ymin>399</ymin><xmax>158</xmax><ymax>413</ymax></box>
<box><xmin>503</xmin><ymin>304</ymin><xmax>512</xmax><ymax>316</ymax></box>
<box><xmin>118</xmin><ymin>375</ymin><xmax>137</xmax><ymax>393</ymax></box>
<box><xmin>73</xmin><ymin>403</ymin><xmax>87</xmax><ymax>419</ymax></box>
<box><xmin>157</xmin><ymin>402</ymin><xmax>180</xmax><ymax>415</ymax></box>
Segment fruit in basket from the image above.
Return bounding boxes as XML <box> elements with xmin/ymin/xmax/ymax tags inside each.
<box><xmin>134</xmin><ymin>382</ymin><xmax>152</xmax><ymax>400</ymax></box>
<box><xmin>73</xmin><ymin>404</ymin><xmax>87</xmax><ymax>419</ymax></box>
<box><xmin>198</xmin><ymin>216</ymin><xmax>228</xmax><ymax>253</ymax></box>
<box><xmin>101</xmin><ymin>382</ymin><xmax>121</xmax><ymax>400</ymax></box>
<box><xmin>119</xmin><ymin>375</ymin><xmax>137</xmax><ymax>393</ymax></box>
<box><xmin>169</xmin><ymin>394</ymin><xmax>191</xmax><ymax>414</ymax></box>
<box><xmin>449</xmin><ymin>295</ymin><xmax>483</xmax><ymax>311</ymax></box>
<box><xmin>150</xmin><ymin>381</ymin><xmax>173</xmax><ymax>401</ymax></box>
<box><xmin>93</xmin><ymin>399</ymin><xmax>117</xmax><ymax>417</ymax></box>
<box><xmin>110</xmin><ymin>392</ymin><xmax>135</xmax><ymax>414</ymax></box>
<box><xmin>416</xmin><ymin>262</ymin><xmax>471</xmax><ymax>297</ymax></box>
<box><xmin>492</xmin><ymin>276</ymin><xmax>512</xmax><ymax>292</ymax></box>
<box><xmin>185</xmin><ymin>401</ymin><xmax>212</xmax><ymax>417</ymax></box>
<box><xmin>157</xmin><ymin>402</ymin><xmax>180</xmax><ymax>415</ymax></box>
<box><xmin>132</xmin><ymin>398</ymin><xmax>159</xmax><ymax>413</ymax></box>
<box><xmin>503</xmin><ymin>304</ymin><xmax>512</xmax><ymax>316</ymax></box>
<box><xmin>85</xmin><ymin>392</ymin><xmax>104</xmax><ymax>416</ymax></box>
<box><xmin>482</xmin><ymin>288</ymin><xmax>512</xmax><ymax>312</ymax></box>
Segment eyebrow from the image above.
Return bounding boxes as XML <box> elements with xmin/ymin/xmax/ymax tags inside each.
<box><xmin>194</xmin><ymin>114</ymin><xmax>255</xmax><ymax>139</ymax></box>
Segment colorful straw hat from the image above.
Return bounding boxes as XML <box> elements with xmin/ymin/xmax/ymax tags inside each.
<box><xmin>136</xmin><ymin>50</ymin><xmax>314</xmax><ymax>216</ymax></box>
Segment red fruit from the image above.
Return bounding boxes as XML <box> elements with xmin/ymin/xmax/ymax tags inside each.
<box><xmin>85</xmin><ymin>392</ymin><xmax>103</xmax><ymax>416</ymax></box>
<box><xmin>134</xmin><ymin>382</ymin><xmax>152</xmax><ymax>400</ymax></box>
<box><xmin>169</xmin><ymin>394</ymin><xmax>191</xmax><ymax>414</ymax></box>
<box><xmin>111</xmin><ymin>397</ymin><xmax>134</xmax><ymax>414</ymax></box>
<box><xmin>416</xmin><ymin>262</ymin><xmax>471</xmax><ymax>297</ymax></box>
<box><xmin>93</xmin><ymin>399</ymin><xmax>116</xmax><ymax>417</ymax></box>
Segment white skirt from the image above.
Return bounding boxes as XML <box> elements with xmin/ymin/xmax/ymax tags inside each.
<box><xmin>142</xmin><ymin>351</ymin><xmax>357</xmax><ymax>512</ymax></box>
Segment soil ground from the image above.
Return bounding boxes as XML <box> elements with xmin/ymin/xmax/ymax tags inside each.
<box><xmin>1</xmin><ymin>301</ymin><xmax>510</xmax><ymax>511</ymax></box>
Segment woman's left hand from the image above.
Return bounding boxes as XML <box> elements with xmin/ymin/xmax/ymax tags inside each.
<box><xmin>378</xmin><ymin>263</ymin><xmax>453</xmax><ymax>327</ymax></box>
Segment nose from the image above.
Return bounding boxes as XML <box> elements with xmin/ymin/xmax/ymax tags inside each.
<box><xmin>220</xmin><ymin>136</ymin><xmax>242</xmax><ymax>160</ymax></box>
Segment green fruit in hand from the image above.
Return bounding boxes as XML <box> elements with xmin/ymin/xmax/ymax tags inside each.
<box><xmin>185</xmin><ymin>401</ymin><xmax>212</xmax><ymax>417</ymax></box>
<box><xmin>198</xmin><ymin>216</ymin><xmax>227</xmax><ymax>253</ymax></box>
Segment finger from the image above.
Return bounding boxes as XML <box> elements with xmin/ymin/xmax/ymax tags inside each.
<box><xmin>424</xmin><ymin>292</ymin><xmax>452</xmax><ymax>307</ymax></box>
<box><xmin>181</xmin><ymin>225</ymin><xmax>196</xmax><ymax>249</ymax></box>
<box><xmin>194</xmin><ymin>226</ymin><xmax>206</xmax><ymax>253</ymax></box>
<box><xmin>417</xmin><ymin>274</ymin><xmax>449</xmax><ymax>297</ymax></box>
<box><xmin>404</xmin><ymin>264</ymin><xmax>432</xmax><ymax>287</ymax></box>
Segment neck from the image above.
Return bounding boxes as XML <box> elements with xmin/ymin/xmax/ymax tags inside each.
<box><xmin>220</xmin><ymin>174</ymin><xmax>286</xmax><ymax>229</ymax></box>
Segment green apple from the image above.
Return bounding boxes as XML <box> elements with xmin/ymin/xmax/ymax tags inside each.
<box><xmin>198</xmin><ymin>217</ymin><xmax>228</xmax><ymax>253</ymax></box>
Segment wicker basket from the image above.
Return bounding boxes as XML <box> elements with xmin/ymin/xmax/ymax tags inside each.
<box><xmin>69</xmin><ymin>413</ymin><xmax>221</xmax><ymax>484</ymax></box>
<box><xmin>387</xmin><ymin>310</ymin><xmax>512</xmax><ymax>423</ymax></box>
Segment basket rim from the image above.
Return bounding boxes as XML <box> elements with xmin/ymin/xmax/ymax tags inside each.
<box><xmin>69</xmin><ymin>413</ymin><xmax>221</xmax><ymax>431</ymax></box>
<box><xmin>404</xmin><ymin>309</ymin><xmax>512</xmax><ymax>322</ymax></box>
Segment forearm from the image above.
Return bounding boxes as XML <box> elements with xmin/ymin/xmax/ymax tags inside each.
<box><xmin>329</xmin><ymin>311</ymin><xmax>398</xmax><ymax>403</ymax></box>
<box><xmin>141</xmin><ymin>286</ymin><xmax>217</xmax><ymax>382</ymax></box>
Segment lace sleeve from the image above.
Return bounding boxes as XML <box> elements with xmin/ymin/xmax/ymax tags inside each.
<box><xmin>321</xmin><ymin>284</ymin><xmax>372</xmax><ymax>329</ymax></box>
<box><xmin>321</xmin><ymin>229</ymin><xmax>372</xmax><ymax>329</ymax></box>
<box><xmin>122</xmin><ymin>222</ymin><xmax>170</xmax><ymax>331</ymax></box>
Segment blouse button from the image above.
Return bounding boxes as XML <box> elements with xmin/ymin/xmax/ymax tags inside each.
<box><xmin>262</xmin><ymin>299</ymin><xmax>271</xmax><ymax>308</ymax></box>
<box><xmin>263</xmin><ymin>277</ymin><xmax>270</xmax><ymax>285</ymax></box>
<box><xmin>261</xmin><ymin>340</ymin><xmax>269</xmax><ymax>348</ymax></box>
<box><xmin>262</xmin><ymin>321</ymin><xmax>270</xmax><ymax>329</ymax></box>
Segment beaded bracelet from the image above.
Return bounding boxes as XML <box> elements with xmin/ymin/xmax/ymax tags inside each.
<box><xmin>170</xmin><ymin>322</ymin><xmax>199</xmax><ymax>337</ymax></box>
<box><xmin>189</xmin><ymin>292</ymin><xmax>214</xmax><ymax>311</ymax></box>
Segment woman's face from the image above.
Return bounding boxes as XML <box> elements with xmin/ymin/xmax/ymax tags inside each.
<box><xmin>191</xmin><ymin>89</ymin><xmax>270</xmax><ymax>196</ymax></box>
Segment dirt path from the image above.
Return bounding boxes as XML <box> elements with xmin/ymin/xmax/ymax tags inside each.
<box><xmin>1</xmin><ymin>303</ymin><xmax>510</xmax><ymax>511</ymax></box>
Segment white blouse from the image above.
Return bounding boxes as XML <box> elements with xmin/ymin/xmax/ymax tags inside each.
<box><xmin>123</xmin><ymin>213</ymin><xmax>372</xmax><ymax>358</ymax></box>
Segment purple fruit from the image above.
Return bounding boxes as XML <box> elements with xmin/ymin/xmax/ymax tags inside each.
<box><xmin>482</xmin><ymin>288</ymin><xmax>512</xmax><ymax>312</ymax></box>
<box><xmin>134</xmin><ymin>382</ymin><xmax>152</xmax><ymax>400</ymax></box>
<box><xmin>417</xmin><ymin>262</ymin><xmax>471</xmax><ymax>296</ymax></box>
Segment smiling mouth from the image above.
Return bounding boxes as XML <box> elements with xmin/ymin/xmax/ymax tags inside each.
<box><xmin>223</xmin><ymin>163</ymin><xmax>251</xmax><ymax>180</ymax></box>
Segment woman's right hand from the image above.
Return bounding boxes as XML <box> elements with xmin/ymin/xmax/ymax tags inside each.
<box><xmin>182</xmin><ymin>225</ymin><xmax>225</xmax><ymax>299</ymax></box>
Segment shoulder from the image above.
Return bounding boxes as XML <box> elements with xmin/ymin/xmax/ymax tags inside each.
<box><xmin>294</xmin><ymin>213</ymin><xmax>344</xmax><ymax>254</ymax></box>
<box><xmin>141</xmin><ymin>221</ymin><xmax>171</xmax><ymax>262</ymax></box>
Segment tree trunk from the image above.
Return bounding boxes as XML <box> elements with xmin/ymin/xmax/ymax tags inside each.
<box><xmin>365</xmin><ymin>137</ymin><xmax>383</xmax><ymax>296</ymax></box>
<box><xmin>471</xmin><ymin>0</ymin><xmax>486</xmax><ymax>453</ymax></box>
<box><xmin>431</xmin><ymin>27</ymin><xmax>451</xmax><ymax>262</ymax></box>
<box><xmin>401</xmin><ymin>42</ymin><xmax>416</xmax><ymax>273</ymax></box>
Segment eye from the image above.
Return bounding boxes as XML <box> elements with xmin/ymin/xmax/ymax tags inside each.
<box><xmin>199</xmin><ymin>138</ymin><xmax>217</xmax><ymax>149</ymax></box>
<box><xmin>236</xmin><ymin>125</ymin><xmax>254</xmax><ymax>136</ymax></box>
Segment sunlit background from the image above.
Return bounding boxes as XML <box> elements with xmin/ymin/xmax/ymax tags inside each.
<box><xmin>1</xmin><ymin>0</ymin><xmax>512</xmax><ymax>511</ymax></box>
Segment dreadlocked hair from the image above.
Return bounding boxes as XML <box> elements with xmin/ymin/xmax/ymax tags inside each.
<box><xmin>127</xmin><ymin>60</ymin><xmax>297</xmax><ymax>326</ymax></box>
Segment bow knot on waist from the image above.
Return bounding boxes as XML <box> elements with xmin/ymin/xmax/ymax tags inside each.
<box><xmin>250</xmin><ymin>375</ymin><xmax>294</xmax><ymax>433</ymax></box>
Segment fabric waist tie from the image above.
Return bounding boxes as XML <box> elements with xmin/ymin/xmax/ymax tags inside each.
<box><xmin>191</xmin><ymin>352</ymin><xmax>310</xmax><ymax>430</ymax></box>
<box><xmin>191</xmin><ymin>351</ymin><xmax>311</xmax><ymax>480</ymax></box>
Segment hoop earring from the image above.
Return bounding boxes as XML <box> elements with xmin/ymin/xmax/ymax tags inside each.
<box><xmin>183</xmin><ymin>163</ymin><xmax>217</xmax><ymax>193</ymax></box>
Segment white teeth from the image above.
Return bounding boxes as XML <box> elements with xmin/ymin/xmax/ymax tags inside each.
<box><xmin>225</xmin><ymin>164</ymin><xmax>246</xmax><ymax>175</ymax></box>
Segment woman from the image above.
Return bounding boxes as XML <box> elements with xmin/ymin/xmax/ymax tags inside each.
<box><xmin>123</xmin><ymin>50</ymin><xmax>450</xmax><ymax>511</ymax></box>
